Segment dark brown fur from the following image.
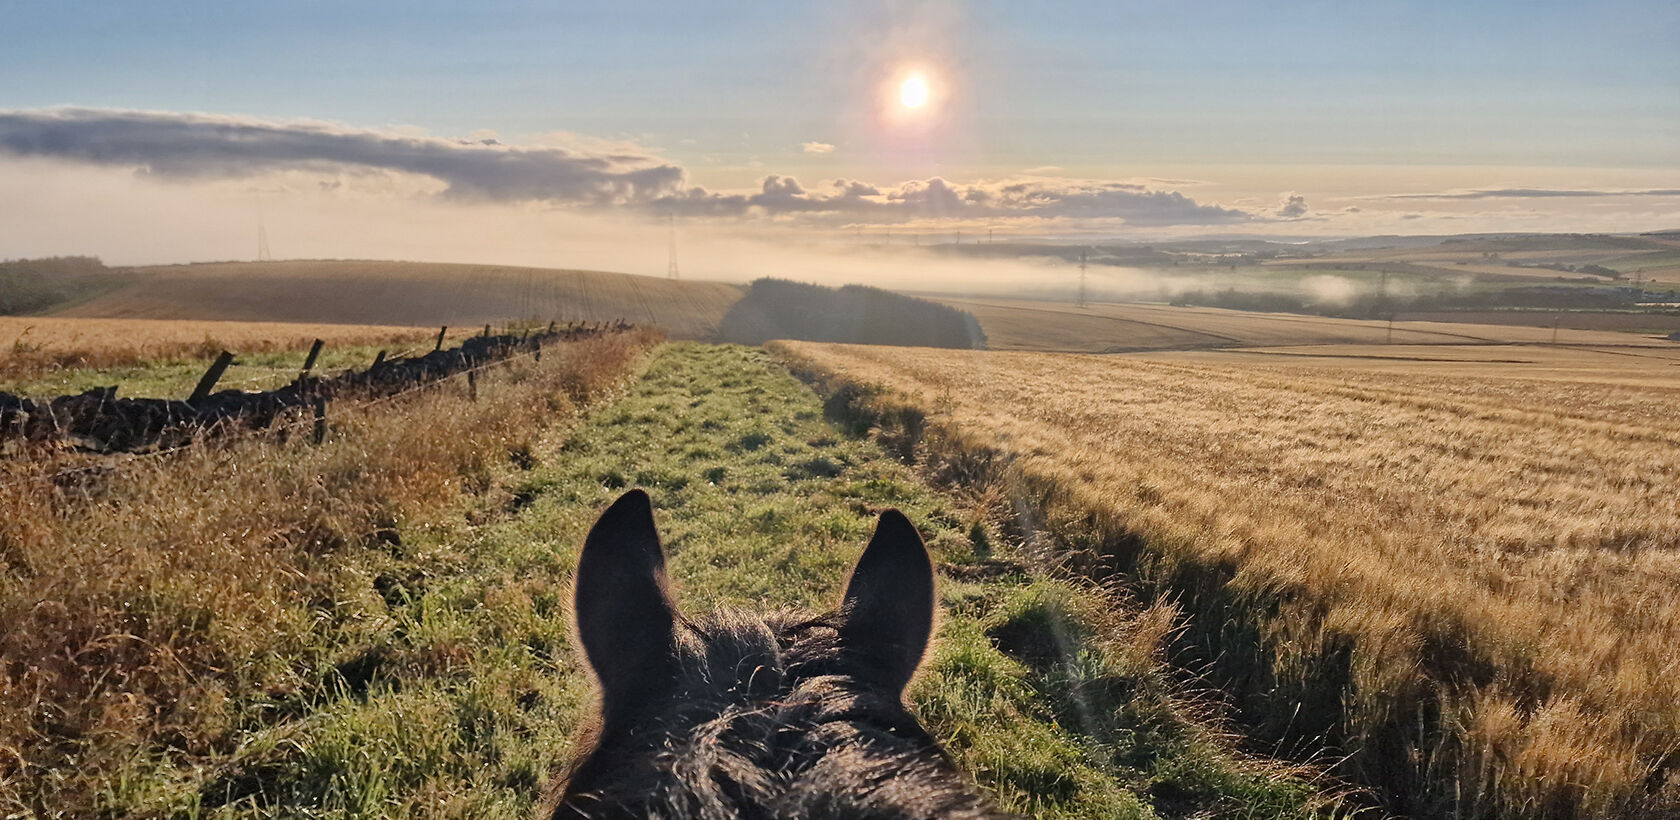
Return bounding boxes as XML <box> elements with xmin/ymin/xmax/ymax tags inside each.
<box><xmin>549</xmin><ymin>490</ymin><xmax>1012</xmax><ymax>819</ymax></box>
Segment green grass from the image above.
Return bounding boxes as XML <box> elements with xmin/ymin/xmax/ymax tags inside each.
<box><xmin>1602</xmin><ymin>250</ymin><xmax>1680</xmax><ymax>273</ymax></box>
<box><xmin>97</xmin><ymin>342</ymin><xmax>1331</xmax><ymax>818</ymax></box>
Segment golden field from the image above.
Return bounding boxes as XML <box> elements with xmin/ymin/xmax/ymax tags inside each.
<box><xmin>57</xmin><ymin>260</ymin><xmax>744</xmax><ymax>339</ymax></box>
<box><xmin>772</xmin><ymin>339</ymin><xmax>1680</xmax><ymax>819</ymax></box>
<box><xmin>936</xmin><ymin>298</ymin><xmax>1663</xmax><ymax>353</ymax></box>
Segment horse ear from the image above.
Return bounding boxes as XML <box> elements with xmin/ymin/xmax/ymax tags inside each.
<box><xmin>574</xmin><ymin>490</ymin><xmax>679</xmax><ymax>715</ymax></box>
<box><xmin>839</xmin><ymin>509</ymin><xmax>935</xmax><ymax>696</ymax></box>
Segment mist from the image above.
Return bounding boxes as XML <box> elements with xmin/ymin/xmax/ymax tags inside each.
<box><xmin>0</xmin><ymin>157</ymin><xmax>1190</xmax><ymax>301</ymax></box>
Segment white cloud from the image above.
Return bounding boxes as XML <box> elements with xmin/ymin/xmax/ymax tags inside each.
<box><xmin>800</xmin><ymin>141</ymin><xmax>836</xmax><ymax>154</ymax></box>
<box><xmin>1277</xmin><ymin>192</ymin><xmax>1308</xmax><ymax>218</ymax></box>
<box><xmin>0</xmin><ymin>107</ymin><xmax>1260</xmax><ymax>227</ymax></box>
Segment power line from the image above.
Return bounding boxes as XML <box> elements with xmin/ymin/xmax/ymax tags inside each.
<box><xmin>256</xmin><ymin>204</ymin><xmax>272</xmax><ymax>262</ymax></box>
<box><xmin>1077</xmin><ymin>249</ymin><xmax>1089</xmax><ymax>309</ymax></box>
<box><xmin>666</xmin><ymin>216</ymin><xmax>679</xmax><ymax>279</ymax></box>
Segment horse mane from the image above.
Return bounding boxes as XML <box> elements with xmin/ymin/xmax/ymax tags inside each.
<box><xmin>548</xmin><ymin>490</ymin><xmax>1012</xmax><ymax>819</ymax></box>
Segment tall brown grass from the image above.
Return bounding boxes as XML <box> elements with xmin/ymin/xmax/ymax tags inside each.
<box><xmin>772</xmin><ymin>340</ymin><xmax>1680</xmax><ymax>820</ymax></box>
<box><xmin>0</xmin><ymin>329</ymin><xmax>658</xmax><ymax>815</ymax></box>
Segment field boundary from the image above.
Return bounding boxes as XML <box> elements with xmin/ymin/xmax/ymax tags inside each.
<box><xmin>1</xmin><ymin>321</ymin><xmax>633</xmax><ymax>455</ymax></box>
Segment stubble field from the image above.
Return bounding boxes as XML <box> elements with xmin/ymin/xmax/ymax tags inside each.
<box><xmin>934</xmin><ymin>298</ymin><xmax>1662</xmax><ymax>353</ymax></box>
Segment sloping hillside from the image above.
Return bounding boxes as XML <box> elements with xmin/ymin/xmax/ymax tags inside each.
<box><xmin>57</xmin><ymin>260</ymin><xmax>743</xmax><ymax>339</ymax></box>
<box><xmin>940</xmin><ymin>297</ymin><xmax>1670</xmax><ymax>352</ymax></box>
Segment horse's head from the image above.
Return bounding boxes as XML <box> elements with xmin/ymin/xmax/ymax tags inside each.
<box><xmin>550</xmin><ymin>489</ymin><xmax>1006</xmax><ymax>819</ymax></box>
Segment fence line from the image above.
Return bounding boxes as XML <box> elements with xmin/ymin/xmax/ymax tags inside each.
<box><xmin>0</xmin><ymin>320</ymin><xmax>631</xmax><ymax>461</ymax></box>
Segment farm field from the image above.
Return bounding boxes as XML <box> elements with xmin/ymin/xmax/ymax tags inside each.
<box><xmin>56</xmin><ymin>261</ymin><xmax>744</xmax><ymax>339</ymax></box>
<box><xmin>1146</xmin><ymin>344</ymin><xmax>1680</xmax><ymax>387</ymax></box>
<box><xmin>773</xmin><ymin>339</ymin><xmax>1680</xmax><ymax>819</ymax></box>
<box><xmin>1</xmin><ymin>341</ymin><xmax>1331</xmax><ymax>818</ymax></box>
<box><xmin>937</xmin><ymin>297</ymin><xmax>1666</xmax><ymax>353</ymax></box>
<box><xmin>1277</xmin><ymin>235</ymin><xmax>1680</xmax><ymax>282</ymax></box>
<box><xmin>0</xmin><ymin>316</ymin><xmax>441</xmax><ymax>396</ymax></box>
<box><xmin>1396</xmin><ymin>310</ymin><xmax>1680</xmax><ymax>335</ymax></box>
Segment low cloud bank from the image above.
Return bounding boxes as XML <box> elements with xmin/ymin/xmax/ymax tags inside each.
<box><xmin>1378</xmin><ymin>188</ymin><xmax>1680</xmax><ymax>200</ymax></box>
<box><xmin>0</xmin><ymin>107</ymin><xmax>1255</xmax><ymax>227</ymax></box>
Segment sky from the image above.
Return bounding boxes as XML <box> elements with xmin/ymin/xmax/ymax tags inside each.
<box><xmin>1</xmin><ymin>0</ymin><xmax>1677</xmax><ymax>272</ymax></box>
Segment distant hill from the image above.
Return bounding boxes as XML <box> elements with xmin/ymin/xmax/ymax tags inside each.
<box><xmin>55</xmin><ymin>260</ymin><xmax>743</xmax><ymax>339</ymax></box>
<box><xmin>1</xmin><ymin>256</ymin><xmax>122</xmax><ymax>315</ymax></box>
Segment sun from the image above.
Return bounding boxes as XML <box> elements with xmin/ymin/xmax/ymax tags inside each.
<box><xmin>900</xmin><ymin>74</ymin><xmax>928</xmax><ymax>109</ymax></box>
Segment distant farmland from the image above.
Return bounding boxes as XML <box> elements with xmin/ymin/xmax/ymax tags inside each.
<box><xmin>57</xmin><ymin>261</ymin><xmax>743</xmax><ymax>339</ymax></box>
<box><xmin>775</xmin><ymin>340</ymin><xmax>1680</xmax><ymax>819</ymax></box>
<box><xmin>938</xmin><ymin>297</ymin><xmax>1667</xmax><ymax>353</ymax></box>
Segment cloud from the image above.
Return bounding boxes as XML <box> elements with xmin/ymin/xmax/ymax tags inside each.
<box><xmin>1277</xmin><ymin>192</ymin><xmax>1308</xmax><ymax>218</ymax></box>
<box><xmin>1376</xmin><ymin>187</ymin><xmax>1680</xmax><ymax>200</ymax></box>
<box><xmin>652</xmin><ymin>175</ymin><xmax>1254</xmax><ymax>225</ymax></box>
<box><xmin>0</xmin><ymin>107</ymin><xmax>1260</xmax><ymax>227</ymax></box>
<box><xmin>0</xmin><ymin>107</ymin><xmax>686</xmax><ymax>206</ymax></box>
<box><xmin>800</xmin><ymin>141</ymin><xmax>836</xmax><ymax>154</ymax></box>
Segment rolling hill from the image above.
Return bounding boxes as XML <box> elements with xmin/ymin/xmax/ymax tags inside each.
<box><xmin>56</xmin><ymin>260</ymin><xmax>744</xmax><ymax>339</ymax></box>
<box><xmin>938</xmin><ymin>297</ymin><xmax>1670</xmax><ymax>352</ymax></box>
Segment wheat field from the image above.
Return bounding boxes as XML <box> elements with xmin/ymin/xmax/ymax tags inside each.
<box><xmin>773</xmin><ymin>340</ymin><xmax>1680</xmax><ymax>819</ymax></box>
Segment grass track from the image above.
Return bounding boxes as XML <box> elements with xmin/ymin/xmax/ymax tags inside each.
<box><xmin>178</xmin><ymin>343</ymin><xmax>1327</xmax><ymax>818</ymax></box>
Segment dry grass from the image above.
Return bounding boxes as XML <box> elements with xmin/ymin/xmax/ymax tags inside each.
<box><xmin>0</xmin><ymin>316</ymin><xmax>433</xmax><ymax>386</ymax></box>
<box><xmin>772</xmin><ymin>340</ymin><xmax>1680</xmax><ymax>819</ymax></box>
<box><xmin>936</xmin><ymin>298</ymin><xmax>1661</xmax><ymax>353</ymax></box>
<box><xmin>0</xmin><ymin>329</ymin><xmax>659</xmax><ymax>815</ymax></box>
<box><xmin>57</xmin><ymin>261</ymin><xmax>744</xmax><ymax>339</ymax></box>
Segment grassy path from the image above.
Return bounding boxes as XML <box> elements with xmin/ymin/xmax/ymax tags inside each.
<box><xmin>193</xmin><ymin>343</ymin><xmax>1323</xmax><ymax>819</ymax></box>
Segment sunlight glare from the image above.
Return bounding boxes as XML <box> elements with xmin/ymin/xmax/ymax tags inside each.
<box><xmin>901</xmin><ymin>75</ymin><xmax>928</xmax><ymax>109</ymax></box>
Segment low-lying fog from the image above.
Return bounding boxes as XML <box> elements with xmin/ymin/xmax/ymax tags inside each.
<box><xmin>0</xmin><ymin>159</ymin><xmax>1476</xmax><ymax>308</ymax></box>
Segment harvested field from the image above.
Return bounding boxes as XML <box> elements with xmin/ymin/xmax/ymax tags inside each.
<box><xmin>938</xmin><ymin>297</ymin><xmax>1663</xmax><ymax>352</ymax></box>
<box><xmin>1145</xmin><ymin>343</ymin><xmax>1680</xmax><ymax>387</ymax></box>
<box><xmin>57</xmin><ymin>261</ymin><xmax>743</xmax><ymax>339</ymax></box>
<box><xmin>773</xmin><ymin>339</ymin><xmax>1680</xmax><ymax>819</ymax></box>
<box><xmin>1397</xmin><ymin>310</ymin><xmax>1680</xmax><ymax>335</ymax></box>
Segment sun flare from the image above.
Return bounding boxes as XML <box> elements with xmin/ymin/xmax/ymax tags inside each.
<box><xmin>900</xmin><ymin>75</ymin><xmax>928</xmax><ymax>109</ymax></box>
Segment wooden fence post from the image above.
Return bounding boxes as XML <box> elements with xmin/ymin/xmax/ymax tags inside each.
<box><xmin>467</xmin><ymin>370</ymin><xmax>478</xmax><ymax>401</ymax></box>
<box><xmin>435</xmin><ymin>326</ymin><xmax>448</xmax><ymax>351</ymax></box>
<box><xmin>483</xmin><ymin>324</ymin><xmax>491</xmax><ymax>338</ymax></box>
<box><xmin>190</xmin><ymin>351</ymin><xmax>236</xmax><ymax>403</ymax></box>
<box><xmin>312</xmin><ymin>395</ymin><xmax>327</xmax><ymax>444</ymax></box>
<box><xmin>300</xmin><ymin>339</ymin><xmax>324</xmax><ymax>377</ymax></box>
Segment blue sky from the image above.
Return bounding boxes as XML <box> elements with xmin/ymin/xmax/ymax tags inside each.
<box><xmin>7</xmin><ymin>1</ymin><xmax>1673</xmax><ymax>167</ymax></box>
<box><xmin>1</xmin><ymin>0</ymin><xmax>1676</xmax><ymax>262</ymax></box>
